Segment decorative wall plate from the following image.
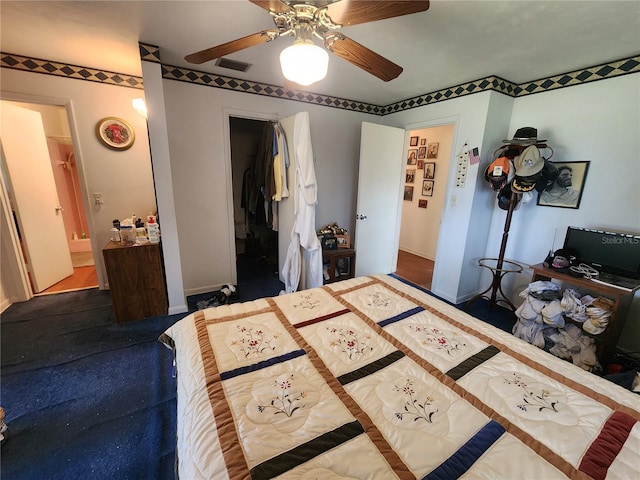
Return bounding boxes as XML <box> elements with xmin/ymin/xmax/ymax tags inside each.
<box><xmin>96</xmin><ymin>117</ymin><xmax>135</xmax><ymax>150</ymax></box>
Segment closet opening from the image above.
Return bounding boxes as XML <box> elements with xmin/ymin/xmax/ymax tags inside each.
<box><xmin>229</xmin><ymin>116</ymin><xmax>283</xmax><ymax>295</ymax></box>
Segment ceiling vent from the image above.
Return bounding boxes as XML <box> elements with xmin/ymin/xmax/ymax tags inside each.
<box><xmin>215</xmin><ymin>58</ymin><xmax>251</xmax><ymax>72</ymax></box>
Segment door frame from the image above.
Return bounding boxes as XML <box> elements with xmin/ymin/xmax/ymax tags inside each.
<box><xmin>0</xmin><ymin>92</ymin><xmax>98</xmax><ymax>299</ymax></box>
<box><xmin>398</xmin><ymin>115</ymin><xmax>460</xmax><ymax>293</ymax></box>
<box><xmin>222</xmin><ymin>108</ymin><xmax>279</xmax><ymax>285</ymax></box>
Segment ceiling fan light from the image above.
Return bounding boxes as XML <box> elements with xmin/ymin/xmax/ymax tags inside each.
<box><xmin>279</xmin><ymin>41</ymin><xmax>329</xmax><ymax>86</ymax></box>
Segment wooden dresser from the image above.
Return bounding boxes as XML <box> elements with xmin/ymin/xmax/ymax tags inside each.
<box><xmin>102</xmin><ymin>241</ymin><xmax>168</xmax><ymax>323</ymax></box>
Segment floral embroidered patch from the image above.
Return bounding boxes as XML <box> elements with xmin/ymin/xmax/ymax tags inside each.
<box><xmin>375</xmin><ymin>376</ymin><xmax>450</xmax><ymax>435</ymax></box>
<box><xmin>246</xmin><ymin>373</ymin><xmax>319</xmax><ymax>433</ymax></box>
<box><xmin>293</xmin><ymin>292</ymin><xmax>321</xmax><ymax>310</ymax></box>
<box><xmin>361</xmin><ymin>291</ymin><xmax>395</xmax><ymax>310</ymax></box>
<box><xmin>319</xmin><ymin>323</ymin><xmax>375</xmax><ymax>363</ymax></box>
<box><xmin>488</xmin><ymin>372</ymin><xmax>578</xmax><ymax>425</ymax></box>
<box><xmin>226</xmin><ymin>322</ymin><xmax>280</xmax><ymax>361</ymax></box>
<box><xmin>405</xmin><ymin>324</ymin><xmax>468</xmax><ymax>357</ymax></box>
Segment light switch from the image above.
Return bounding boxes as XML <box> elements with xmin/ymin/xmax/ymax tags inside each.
<box><xmin>93</xmin><ymin>193</ymin><xmax>103</xmax><ymax>205</ymax></box>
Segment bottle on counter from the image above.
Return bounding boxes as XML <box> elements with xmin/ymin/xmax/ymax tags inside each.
<box><xmin>110</xmin><ymin>219</ymin><xmax>121</xmax><ymax>242</ymax></box>
<box><xmin>120</xmin><ymin>225</ymin><xmax>135</xmax><ymax>245</ymax></box>
<box><xmin>146</xmin><ymin>216</ymin><xmax>160</xmax><ymax>244</ymax></box>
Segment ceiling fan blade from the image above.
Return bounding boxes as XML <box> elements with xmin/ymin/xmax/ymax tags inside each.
<box><xmin>185</xmin><ymin>30</ymin><xmax>279</xmax><ymax>64</ymax></box>
<box><xmin>249</xmin><ymin>0</ymin><xmax>294</xmax><ymax>14</ymax></box>
<box><xmin>328</xmin><ymin>34</ymin><xmax>403</xmax><ymax>82</ymax></box>
<box><xmin>326</xmin><ymin>0</ymin><xmax>430</xmax><ymax>27</ymax></box>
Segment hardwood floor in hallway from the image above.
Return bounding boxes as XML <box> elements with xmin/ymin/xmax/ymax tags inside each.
<box><xmin>394</xmin><ymin>250</ymin><xmax>434</xmax><ymax>290</ymax></box>
<box><xmin>38</xmin><ymin>265</ymin><xmax>98</xmax><ymax>295</ymax></box>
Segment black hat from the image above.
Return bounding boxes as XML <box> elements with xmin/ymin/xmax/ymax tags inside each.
<box><xmin>502</xmin><ymin>127</ymin><xmax>547</xmax><ymax>146</ymax></box>
<box><xmin>511</xmin><ymin>172</ymin><xmax>540</xmax><ymax>193</ymax></box>
<box><xmin>498</xmin><ymin>182</ymin><xmax>521</xmax><ymax>210</ymax></box>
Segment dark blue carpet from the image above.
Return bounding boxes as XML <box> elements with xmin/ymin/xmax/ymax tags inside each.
<box><xmin>1</xmin><ymin>289</ymin><xmax>183</xmax><ymax>480</ymax></box>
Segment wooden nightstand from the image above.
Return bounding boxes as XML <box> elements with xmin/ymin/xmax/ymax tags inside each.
<box><xmin>322</xmin><ymin>248</ymin><xmax>356</xmax><ymax>284</ymax></box>
<box><xmin>102</xmin><ymin>241</ymin><xmax>168</xmax><ymax>323</ymax></box>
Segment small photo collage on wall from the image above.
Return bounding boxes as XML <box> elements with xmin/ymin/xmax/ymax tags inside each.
<box><xmin>407</xmin><ymin>135</ymin><xmax>437</xmax><ymax>206</ymax></box>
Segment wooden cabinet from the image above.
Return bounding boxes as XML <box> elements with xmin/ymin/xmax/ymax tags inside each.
<box><xmin>530</xmin><ymin>263</ymin><xmax>637</xmax><ymax>367</ymax></box>
<box><xmin>322</xmin><ymin>248</ymin><xmax>356</xmax><ymax>284</ymax></box>
<box><xmin>102</xmin><ymin>241</ymin><xmax>168</xmax><ymax>323</ymax></box>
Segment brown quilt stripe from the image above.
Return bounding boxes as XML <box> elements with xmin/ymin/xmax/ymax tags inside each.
<box><xmin>578</xmin><ymin>410</ymin><xmax>637</xmax><ymax>480</ymax></box>
<box><xmin>250</xmin><ymin>421</ymin><xmax>365</xmax><ymax>480</ymax></box>
<box><xmin>267</xmin><ymin>298</ymin><xmax>415</xmax><ymax>480</ymax></box>
<box><xmin>193</xmin><ymin>310</ymin><xmax>252</xmax><ymax>479</ymax></box>
<box><xmin>293</xmin><ymin>308</ymin><xmax>351</xmax><ymax>328</ymax></box>
<box><xmin>377</xmin><ymin>276</ymin><xmax>640</xmax><ymax>421</ymax></box>
<box><xmin>335</xmin><ymin>280</ymin><xmax>586</xmax><ymax>480</ymax></box>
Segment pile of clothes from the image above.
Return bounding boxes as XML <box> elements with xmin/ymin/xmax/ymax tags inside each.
<box><xmin>196</xmin><ymin>284</ymin><xmax>238</xmax><ymax>310</ymax></box>
<box><xmin>512</xmin><ymin>281</ymin><xmax>614</xmax><ymax>371</ymax></box>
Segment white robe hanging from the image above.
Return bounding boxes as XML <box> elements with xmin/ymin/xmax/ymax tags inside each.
<box><xmin>281</xmin><ymin>112</ymin><xmax>323</xmax><ymax>293</ymax></box>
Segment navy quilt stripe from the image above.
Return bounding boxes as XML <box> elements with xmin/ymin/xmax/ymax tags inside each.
<box><xmin>424</xmin><ymin>420</ymin><xmax>506</xmax><ymax>480</ymax></box>
<box><xmin>220</xmin><ymin>349</ymin><xmax>306</xmax><ymax>380</ymax></box>
<box><xmin>378</xmin><ymin>306</ymin><xmax>425</xmax><ymax>327</ymax></box>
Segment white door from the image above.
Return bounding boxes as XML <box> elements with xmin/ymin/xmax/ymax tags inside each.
<box><xmin>354</xmin><ymin>122</ymin><xmax>406</xmax><ymax>276</ymax></box>
<box><xmin>0</xmin><ymin>103</ymin><xmax>73</xmax><ymax>292</ymax></box>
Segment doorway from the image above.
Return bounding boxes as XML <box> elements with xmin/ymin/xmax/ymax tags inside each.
<box><xmin>228</xmin><ymin>116</ymin><xmax>283</xmax><ymax>295</ymax></box>
<box><xmin>0</xmin><ymin>100</ymin><xmax>98</xmax><ymax>297</ymax></box>
<box><xmin>395</xmin><ymin>123</ymin><xmax>455</xmax><ymax>290</ymax></box>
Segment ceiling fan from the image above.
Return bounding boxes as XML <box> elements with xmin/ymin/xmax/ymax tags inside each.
<box><xmin>184</xmin><ymin>0</ymin><xmax>430</xmax><ymax>86</ymax></box>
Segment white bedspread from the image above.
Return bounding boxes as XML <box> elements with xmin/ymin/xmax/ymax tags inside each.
<box><xmin>161</xmin><ymin>275</ymin><xmax>640</xmax><ymax>480</ymax></box>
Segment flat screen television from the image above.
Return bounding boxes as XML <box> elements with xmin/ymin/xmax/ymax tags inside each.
<box><xmin>563</xmin><ymin>226</ymin><xmax>640</xmax><ymax>279</ymax></box>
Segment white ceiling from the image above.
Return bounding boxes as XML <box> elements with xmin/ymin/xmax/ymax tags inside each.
<box><xmin>2</xmin><ymin>1</ymin><xmax>639</xmax><ymax>106</ymax></box>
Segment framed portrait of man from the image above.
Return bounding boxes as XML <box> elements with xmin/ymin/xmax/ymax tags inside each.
<box><xmin>537</xmin><ymin>161</ymin><xmax>590</xmax><ymax>209</ymax></box>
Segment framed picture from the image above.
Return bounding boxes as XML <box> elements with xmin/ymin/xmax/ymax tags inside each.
<box><xmin>537</xmin><ymin>161</ymin><xmax>590</xmax><ymax>209</ymax></box>
<box><xmin>406</xmin><ymin>169</ymin><xmax>416</xmax><ymax>183</ymax></box>
<box><xmin>417</xmin><ymin>160</ymin><xmax>424</xmax><ymax>170</ymax></box>
<box><xmin>404</xmin><ymin>185</ymin><xmax>414</xmax><ymax>201</ymax></box>
<box><xmin>335</xmin><ymin>235</ymin><xmax>351</xmax><ymax>249</ymax></box>
<box><xmin>423</xmin><ymin>162</ymin><xmax>436</xmax><ymax>180</ymax></box>
<box><xmin>418</xmin><ymin>199</ymin><xmax>428</xmax><ymax>208</ymax></box>
<box><xmin>427</xmin><ymin>142</ymin><xmax>439</xmax><ymax>159</ymax></box>
<box><xmin>418</xmin><ymin>146</ymin><xmax>427</xmax><ymax>159</ymax></box>
<box><xmin>407</xmin><ymin>149</ymin><xmax>418</xmax><ymax>165</ymax></box>
<box><xmin>410</xmin><ymin>136</ymin><xmax>419</xmax><ymax>147</ymax></box>
<box><xmin>420</xmin><ymin>138</ymin><xmax>427</xmax><ymax>146</ymax></box>
<box><xmin>95</xmin><ymin>117</ymin><xmax>135</xmax><ymax>150</ymax></box>
<box><xmin>422</xmin><ymin>180</ymin><xmax>434</xmax><ymax>197</ymax></box>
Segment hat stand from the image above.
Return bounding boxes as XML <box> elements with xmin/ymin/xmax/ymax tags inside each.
<box><xmin>466</xmin><ymin>142</ymin><xmax>541</xmax><ymax>312</ymax></box>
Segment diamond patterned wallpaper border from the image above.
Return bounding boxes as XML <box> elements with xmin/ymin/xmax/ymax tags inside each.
<box><xmin>0</xmin><ymin>52</ymin><xmax>144</xmax><ymax>89</ymax></box>
<box><xmin>2</xmin><ymin>45</ymin><xmax>638</xmax><ymax>116</ymax></box>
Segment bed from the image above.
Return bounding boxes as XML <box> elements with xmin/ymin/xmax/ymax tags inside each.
<box><xmin>160</xmin><ymin>274</ymin><xmax>639</xmax><ymax>479</ymax></box>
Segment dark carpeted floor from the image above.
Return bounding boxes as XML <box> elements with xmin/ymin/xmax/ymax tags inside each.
<box><xmin>1</xmin><ymin>289</ymin><xmax>182</xmax><ymax>480</ymax></box>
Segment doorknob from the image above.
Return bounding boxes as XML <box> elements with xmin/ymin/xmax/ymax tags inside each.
<box><xmin>55</xmin><ymin>205</ymin><xmax>64</xmax><ymax>214</ymax></box>
<box><xmin>356</xmin><ymin>214</ymin><xmax>367</xmax><ymax>220</ymax></box>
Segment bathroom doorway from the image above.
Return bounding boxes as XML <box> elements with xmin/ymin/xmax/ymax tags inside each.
<box><xmin>0</xmin><ymin>100</ymin><xmax>98</xmax><ymax>295</ymax></box>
